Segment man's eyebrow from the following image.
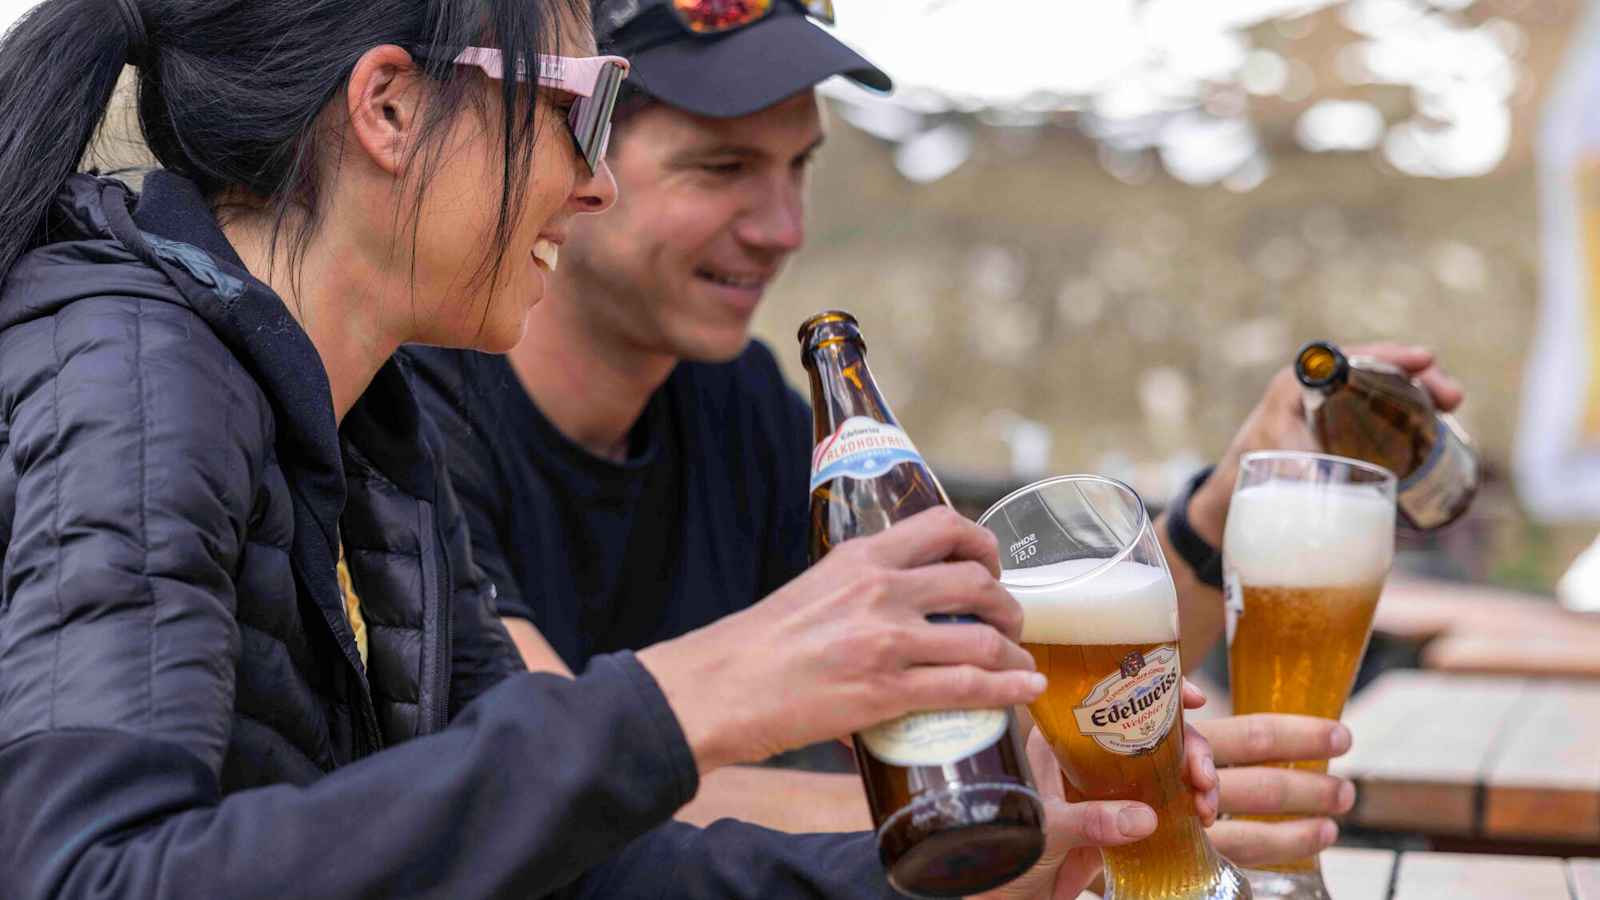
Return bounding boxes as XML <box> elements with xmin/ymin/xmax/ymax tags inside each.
<box><xmin>666</xmin><ymin>143</ymin><xmax>764</xmax><ymax>165</ymax></box>
<box><xmin>665</xmin><ymin>131</ymin><xmax>827</xmax><ymax>166</ymax></box>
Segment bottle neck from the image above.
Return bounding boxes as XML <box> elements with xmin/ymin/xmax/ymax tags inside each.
<box><xmin>1296</xmin><ymin>342</ymin><xmax>1350</xmax><ymax>394</ymax></box>
<box><xmin>803</xmin><ymin>335</ymin><xmax>901</xmax><ymax>442</ymax></box>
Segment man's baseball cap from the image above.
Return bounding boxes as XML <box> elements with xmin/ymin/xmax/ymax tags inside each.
<box><xmin>594</xmin><ymin>0</ymin><xmax>892</xmax><ymax>119</ymax></box>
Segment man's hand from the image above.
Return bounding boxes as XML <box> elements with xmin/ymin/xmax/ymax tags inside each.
<box><xmin>1200</xmin><ymin>714</ymin><xmax>1357</xmax><ymax>867</ymax></box>
<box><xmin>975</xmin><ymin>682</ymin><xmax>1219</xmax><ymax>899</ymax></box>
<box><xmin>1187</xmin><ymin>343</ymin><xmax>1465</xmax><ymax>548</ymax></box>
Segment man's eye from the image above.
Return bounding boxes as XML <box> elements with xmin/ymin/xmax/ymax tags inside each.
<box><xmin>701</xmin><ymin>161</ymin><xmax>743</xmax><ymax>175</ymax></box>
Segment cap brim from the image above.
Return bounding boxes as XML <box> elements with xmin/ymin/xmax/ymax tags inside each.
<box><xmin>627</xmin><ymin>15</ymin><xmax>892</xmax><ymax>119</ymax></box>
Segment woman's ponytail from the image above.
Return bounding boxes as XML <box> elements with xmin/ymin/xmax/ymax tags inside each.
<box><xmin>0</xmin><ymin>0</ymin><xmax>141</xmax><ymax>280</ymax></box>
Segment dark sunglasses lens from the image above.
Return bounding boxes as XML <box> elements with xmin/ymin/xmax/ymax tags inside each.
<box><xmin>569</xmin><ymin>61</ymin><xmax>627</xmax><ymax>172</ymax></box>
<box><xmin>671</xmin><ymin>0</ymin><xmax>774</xmax><ymax>33</ymax></box>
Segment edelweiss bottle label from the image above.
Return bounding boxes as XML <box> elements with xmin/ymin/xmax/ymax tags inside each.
<box><xmin>1073</xmin><ymin>645</ymin><xmax>1182</xmax><ymax>755</ymax></box>
<box><xmin>810</xmin><ymin>416</ymin><xmax>926</xmax><ymax>493</ymax></box>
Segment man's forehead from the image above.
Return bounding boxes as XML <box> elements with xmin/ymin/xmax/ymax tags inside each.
<box><xmin>673</xmin><ymin>92</ymin><xmax>826</xmax><ymax>149</ymax></box>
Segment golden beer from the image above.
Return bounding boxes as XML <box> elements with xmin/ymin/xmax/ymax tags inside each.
<box><xmin>1228</xmin><ymin>583</ymin><xmax>1384</xmax><ymax>723</ymax></box>
<box><xmin>1008</xmin><ymin>558</ymin><xmax>1248</xmax><ymax>900</ymax></box>
<box><xmin>1226</xmin><ymin>582</ymin><xmax>1383</xmax><ymax>874</ymax></box>
<box><xmin>1224</xmin><ymin>466</ymin><xmax>1395</xmax><ymax>894</ymax></box>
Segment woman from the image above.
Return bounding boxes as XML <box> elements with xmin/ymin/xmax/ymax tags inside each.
<box><xmin>0</xmin><ymin>0</ymin><xmax>1219</xmax><ymax>897</ymax></box>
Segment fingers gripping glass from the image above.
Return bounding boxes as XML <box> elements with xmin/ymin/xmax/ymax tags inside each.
<box><xmin>669</xmin><ymin>0</ymin><xmax>835</xmax><ymax>33</ymax></box>
<box><xmin>448</xmin><ymin>48</ymin><xmax>630</xmax><ymax>174</ymax></box>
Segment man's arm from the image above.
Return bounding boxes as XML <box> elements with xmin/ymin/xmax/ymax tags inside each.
<box><xmin>504</xmin><ymin>616</ymin><xmax>574</xmax><ymax>676</ymax></box>
<box><xmin>1158</xmin><ymin>495</ymin><xmax>1228</xmax><ymax>671</ymax></box>
<box><xmin>677</xmin><ymin>767</ymin><xmax>872</xmax><ymax>833</ymax></box>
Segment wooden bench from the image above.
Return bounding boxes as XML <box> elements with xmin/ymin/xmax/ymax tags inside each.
<box><xmin>1421</xmin><ymin>632</ymin><xmax>1600</xmax><ymax>678</ymax></box>
<box><xmin>1331</xmin><ymin>670</ymin><xmax>1600</xmax><ymax>846</ymax></box>
<box><xmin>1373</xmin><ymin>577</ymin><xmax>1600</xmax><ymax>678</ymax></box>
<box><xmin>1080</xmin><ymin>850</ymin><xmax>1600</xmax><ymax>899</ymax></box>
<box><xmin>1374</xmin><ymin>577</ymin><xmax>1581</xmax><ymax>643</ymax></box>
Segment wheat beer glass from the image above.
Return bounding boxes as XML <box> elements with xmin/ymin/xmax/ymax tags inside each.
<box><xmin>1224</xmin><ymin>452</ymin><xmax>1396</xmax><ymax>900</ymax></box>
<box><xmin>981</xmin><ymin>476</ymin><xmax>1249</xmax><ymax>900</ymax></box>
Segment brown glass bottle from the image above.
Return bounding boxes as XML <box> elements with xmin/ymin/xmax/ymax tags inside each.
<box><xmin>1295</xmin><ymin>340</ymin><xmax>1479</xmax><ymax>530</ymax></box>
<box><xmin>799</xmin><ymin>310</ymin><xmax>1044</xmax><ymax>899</ymax></box>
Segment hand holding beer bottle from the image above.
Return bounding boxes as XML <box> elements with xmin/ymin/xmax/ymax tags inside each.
<box><xmin>799</xmin><ymin>310</ymin><xmax>1048</xmax><ymax>898</ymax></box>
<box><xmin>1294</xmin><ymin>340</ymin><xmax>1478</xmax><ymax>530</ymax></box>
<box><xmin>637</xmin><ymin>504</ymin><xmax>1045</xmax><ymax>772</ymax></box>
<box><xmin>1168</xmin><ymin>343</ymin><xmax>1462</xmax><ymax>661</ymax></box>
<box><xmin>1181</xmin><ymin>343</ymin><xmax>1464</xmax><ymax>551</ymax></box>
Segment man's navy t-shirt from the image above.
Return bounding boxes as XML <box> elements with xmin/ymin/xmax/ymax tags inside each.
<box><xmin>402</xmin><ymin>341</ymin><xmax>814</xmax><ymax>672</ymax></box>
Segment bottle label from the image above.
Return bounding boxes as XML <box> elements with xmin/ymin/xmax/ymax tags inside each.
<box><xmin>1398</xmin><ymin>417</ymin><xmax>1478</xmax><ymax>529</ymax></box>
<box><xmin>1072</xmin><ymin>644</ymin><xmax>1182</xmax><ymax>755</ymax></box>
<box><xmin>858</xmin><ymin>708</ymin><xmax>1010</xmax><ymax>768</ymax></box>
<box><xmin>809</xmin><ymin>416</ymin><xmax>927</xmax><ymax>493</ymax></box>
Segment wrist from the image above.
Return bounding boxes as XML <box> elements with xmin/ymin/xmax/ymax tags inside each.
<box><xmin>1164</xmin><ymin>466</ymin><xmax>1225</xmax><ymax>590</ymax></box>
<box><xmin>1186</xmin><ymin>466</ymin><xmax>1232</xmax><ymax>548</ymax></box>
<box><xmin>637</xmin><ymin>638</ymin><xmax>742</xmax><ymax>775</ymax></box>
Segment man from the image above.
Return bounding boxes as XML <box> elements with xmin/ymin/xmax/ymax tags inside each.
<box><xmin>406</xmin><ymin>0</ymin><xmax>1463</xmax><ymax>864</ymax></box>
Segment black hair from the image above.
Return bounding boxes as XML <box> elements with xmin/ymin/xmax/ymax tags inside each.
<box><xmin>0</xmin><ymin>0</ymin><xmax>590</xmax><ymax>286</ymax></box>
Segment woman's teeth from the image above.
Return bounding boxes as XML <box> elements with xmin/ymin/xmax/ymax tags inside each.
<box><xmin>533</xmin><ymin>239</ymin><xmax>560</xmax><ymax>272</ymax></box>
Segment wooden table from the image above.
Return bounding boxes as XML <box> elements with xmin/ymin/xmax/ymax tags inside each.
<box><xmin>1324</xmin><ymin>848</ymin><xmax>1599</xmax><ymax>899</ymax></box>
<box><xmin>1331</xmin><ymin>670</ymin><xmax>1600</xmax><ymax>846</ymax></box>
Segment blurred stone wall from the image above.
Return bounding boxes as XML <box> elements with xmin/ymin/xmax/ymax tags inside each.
<box><xmin>751</xmin><ymin>112</ymin><xmax>1576</xmax><ymax>589</ymax></box>
<box><xmin>80</xmin><ymin>3</ymin><xmax>1591</xmax><ymax>589</ymax></box>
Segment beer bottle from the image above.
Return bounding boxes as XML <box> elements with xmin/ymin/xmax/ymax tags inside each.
<box><xmin>799</xmin><ymin>310</ymin><xmax>1044</xmax><ymax>899</ymax></box>
<box><xmin>1294</xmin><ymin>340</ymin><xmax>1479</xmax><ymax>530</ymax></box>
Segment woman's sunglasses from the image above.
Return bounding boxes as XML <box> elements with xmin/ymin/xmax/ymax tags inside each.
<box><xmin>424</xmin><ymin>48</ymin><xmax>631</xmax><ymax>174</ymax></box>
<box><xmin>666</xmin><ymin>0</ymin><xmax>835</xmax><ymax>35</ymax></box>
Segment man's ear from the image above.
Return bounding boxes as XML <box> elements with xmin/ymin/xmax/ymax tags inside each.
<box><xmin>347</xmin><ymin>44</ymin><xmax>426</xmax><ymax>176</ymax></box>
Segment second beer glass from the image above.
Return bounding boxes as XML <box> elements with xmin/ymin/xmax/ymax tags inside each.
<box><xmin>1224</xmin><ymin>451</ymin><xmax>1397</xmax><ymax>900</ymax></box>
<box><xmin>981</xmin><ymin>476</ymin><xmax>1250</xmax><ymax>900</ymax></box>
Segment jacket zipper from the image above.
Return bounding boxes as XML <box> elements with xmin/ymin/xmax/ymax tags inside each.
<box><xmin>417</xmin><ymin>500</ymin><xmax>452</xmax><ymax>732</ymax></box>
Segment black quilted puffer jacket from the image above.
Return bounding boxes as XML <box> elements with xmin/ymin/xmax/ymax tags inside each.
<box><xmin>0</xmin><ymin>172</ymin><xmax>716</xmax><ymax>898</ymax></box>
<box><xmin>0</xmin><ymin>171</ymin><xmax>901</xmax><ymax>900</ymax></box>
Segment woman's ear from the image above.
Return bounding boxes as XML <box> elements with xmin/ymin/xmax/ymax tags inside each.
<box><xmin>346</xmin><ymin>44</ymin><xmax>427</xmax><ymax>176</ymax></box>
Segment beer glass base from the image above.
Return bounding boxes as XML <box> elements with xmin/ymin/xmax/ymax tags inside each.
<box><xmin>1240</xmin><ymin>868</ymin><xmax>1329</xmax><ymax>900</ymax></box>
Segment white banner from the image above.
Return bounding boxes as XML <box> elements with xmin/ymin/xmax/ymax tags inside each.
<box><xmin>1516</xmin><ymin>0</ymin><xmax>1600</xmax><ymax>521</ymax></box>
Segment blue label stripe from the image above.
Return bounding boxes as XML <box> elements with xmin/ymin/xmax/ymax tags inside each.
<box><xmin>809</xmin><ymin>447</ymin><xmax>924</xmax><ymax>493</ymax></box>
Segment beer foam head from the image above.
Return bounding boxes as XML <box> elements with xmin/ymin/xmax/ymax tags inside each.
<box><xmin>1002</xmin><ymin>559</ymin><xmax>1179</xmax><ymax>645</ymax></box>
<box><xmin>1224</xmin><ymin>481</ymin><xmax>1394</xmax><ymax>587</ymax></box>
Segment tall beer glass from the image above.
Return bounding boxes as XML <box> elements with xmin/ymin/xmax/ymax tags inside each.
<box><xmin>1224</xmin><ymin>452</ymin><xmax>1396</xmax><ymax>900</ymax></box>
<box><xmin>981</xmin><ymin>476</ymin><xmax>1249</xmax><ymax>900</ymax></box>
